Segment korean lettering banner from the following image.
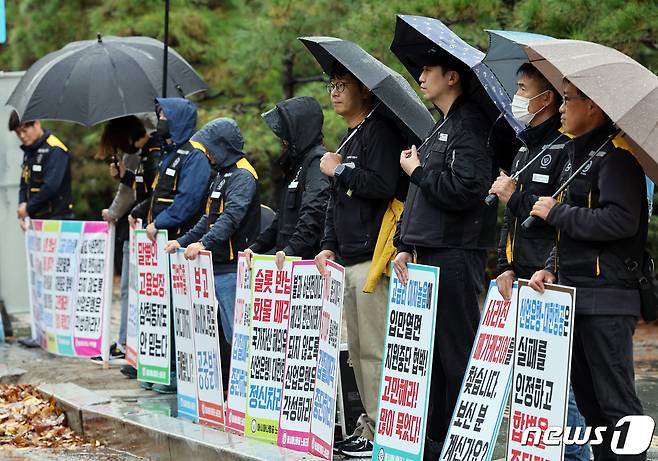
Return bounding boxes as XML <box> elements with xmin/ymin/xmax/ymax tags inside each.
<box><xmin>226</xmin><ymin>252</ymin><xmax>252</xmax><ymax>434</ymax></box>
<box><xmin>190</xmin><ymin>250</ymin><xmax>225</xmax><ymax>428</ymax></box>
<box><xmin>245</xmin><ymin>254</ymin><xmax>297</xmax><ymax>443</ymax></box>
<box><xmin>278</xmin><ymin>261</ymin><xmax>325</xmax><ymax>452</ymax></box>
<box><xmin>506</xmin><ymin>280</ymin><xmax>576</xmax><ymax>461</ymax></box>
<box><xmin>441</xmin><ymin>281</ymin><xmax>518</xmax><ymax>461</ymax></box>
<box><xmin>372</xmin><ymin>263</ymin><xmax>439</xmax><ymax>461</ymax></box>
<box><xmin>125</xmin><ymin>223</ymin><xmax>141</xmax><ymax>366</ymax></box>
<box><xmin>170</xmin><ymin>248</ymin><xmax>198</xmax><ymax>421</ymax></box>
<box><xmin>24</xmin><ymin>220</ymin><xmax>113</xmax><ymax>359</ymax></box>
<box><xmin>309</xmin><ymin>260</ymin><xmax>345</xmax><ymax>460</ymax></box>
<box><xmin>136</xmin><ymin>229</ymin><xmax>171</xmax><ymax>385</ymax></box>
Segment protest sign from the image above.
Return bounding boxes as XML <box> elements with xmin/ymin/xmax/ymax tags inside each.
<box><xmin>441</xmin><ymin>281</ymin><xmax>518</xmax><ymax>461</ymax></box>
<box><xmin>136</xmin><ymin>229</ymin><xmax>171</xmax><ymax>385</ymax></box>
<box><xmin>170</xmin><ymin>249</ymin><xmax>198</xmax><ymax>421</ymax></box>
<box><xmin>226</xmin><ymin>252</ymin><xmax>252</xmax><ymax>434</ymax></box>
<box><xmin>309</xmin><ymin>260</ymin><xmax>345</xmax><ymax>460</ymax></box>
<box><xmin>372</xmin><ymin>263</ymin><xmax>439</xmax><ymax>461</ymax></box>
<box><xmin>24</xmin><ymin>220</ymin><xmax>113</xmax><ymax>359</ymax></box>
<box><xmin>190</xmin><ymin>250</ymin><xmax>225</xmax><ymax>428</ymax></box>
<box><xmin>125</xmin><ymin>222</ymin><xmax>141</xmax><ymax>366</ymax></box>
<box><xmin>506</xmin><ymin>280</ymin><xmax>576</xmax><ymax>461</ymax></box>
<box><xmin>245</xmin><ymin>254</ymin><xmax>297</xmax><ymax>443</ymax></box>
<box><xmin>278</xmin><ymin>261</ymin><xmax>324</xmax><ymax>451</ymax></box>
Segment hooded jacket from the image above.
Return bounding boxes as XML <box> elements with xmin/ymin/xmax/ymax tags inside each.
<box><xmin>544</xmin><ymin>123</ymin><xmax>647</xmax><ymax>316</ymax></box>
<box><xmin>497</xmin><ymin>115</ymin><xmax>570</xmax><ymax>278</ymax></box>
<box><xmin>177</xmin><ymin>118</ymin><xmax>260</xmax><ymax>273</ymax></box>
<box><xmin>130</xmin><ymin>98</ymin><xmax>211</xmax><ymax>239</ymax></box>
<box><xmin>249</xmin><ymin>96</ymin><xmax>330</xmax><ymax>258</ymax></box>
<box><xmin>19</xmin><ymin>130</ymin><xmax>73</xmax><ymax>219</ymax></box>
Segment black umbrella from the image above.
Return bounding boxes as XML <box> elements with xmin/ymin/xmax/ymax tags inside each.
<box><xmin>299</xmin><ymin>36</ymin><xmax>435</xmax><ymax>144</ymax></box>
<box><xmin>6</xmin><ymin>35</ymin><xmax>208</xmax><ymax>126</ymax></box>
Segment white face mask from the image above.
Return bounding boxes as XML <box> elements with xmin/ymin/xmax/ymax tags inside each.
<box><xmin>511</xmin><ymin>90</ymin><xmax>549</xmax><ymax>125</ymax></box>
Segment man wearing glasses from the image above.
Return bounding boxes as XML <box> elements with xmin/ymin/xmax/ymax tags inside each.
<box><xmin>530</xmin><ymin>80</ymin><xmax>648</xmax><ymax>461</ymax></box>
<box><xmin>314</xmin><ymin>62</ymin><xmax>407</xmax><ymax>458</ymax></box>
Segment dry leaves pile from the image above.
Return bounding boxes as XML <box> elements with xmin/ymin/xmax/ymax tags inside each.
<box><xmin>0</xmin><ymin>384</ymin><xmax>101</xmax><ymax>449</ymax></box>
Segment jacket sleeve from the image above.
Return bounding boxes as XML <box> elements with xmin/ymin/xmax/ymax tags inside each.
<box><xmin>131</xmin><ymin>198</ymin><xmax>149</xmax><ymax>221</ymax></box>
<box><xmin>335</xmin><ymin>121</ymin><xmax>401</xmax><ymax>200</ymax></box>
<box><xmin>107</xmin><ymin>183</ymin><xmax>136</xmax><ymax>220</ymax></box>
<box><xmin>282</xmin><ymin>156</ymin><xmax>330</xmax><ymax>256</ymax></box>
<box><xmin>394</xmin><ymin>211</ymin><xmax>414</xmax><ymax>254</ymax></box>
<box><xmin>249</xmin><ymin>214</ymin><xmax>279</xmax><ymax>254</ymax></box>
<box><xmin>507</xmin><ymin>189</ymin><xmax>540</xmax><ymax>219</ymax></box>
<box><xmin>200</xmin><ymin>170</ymin><xmax>257</xmax><ymax>250</ymax></box>
<box><xmin>154</xmin><ymin>151</ymin><xmax>211</xmax><ymax>229</ymax></box>
<box><xmin>320</xmin><ymin>189</ymin><xmax>338</xmax><ymax>253</ymax></box>
<box><xmin>177</xmin><ymin>215</ymin><xmax>209</xmax><ymax>247</ymax></box>
<box><xmin>546</xmin><ymin>150</ymin><xmax>643</xmax><ymax>241</ymax></box>
<box><xmin>26</xmin><ymin>147</ymin><xmax>69</xmax><ymax>216</ymax></box>
<box><xmin>544</xmin><ymin>245</ymin><xmax>558</xmax><ymax>276</ymax></box>
<box><xmin>19</xmin><ymin>166</ymin><xmax>27</xmax><ymax>204</ymax></box>
<box><xmin>409</xmin><ymin>117</ymin><xmax>492</xmax><ymax>212</ymax></box>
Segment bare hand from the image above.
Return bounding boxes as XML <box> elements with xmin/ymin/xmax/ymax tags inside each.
<box><xmin>489</xmin><ymin>173</ymin><xmax>516</xmax><ymax>205</ymax></box>
<box><xmin>128</xmin><ymin>215</ymin><xmax>138</xmax><ymax>230</ymax></box>
<box><xmin>145</xmin><ymin>222</ymin><xmax>158</xmax><ymax>242</ymax></box>
<box><xmin>164</xmin><ymin>240</ymin><xmax>180</xmax><ymax>254</ymax></box>
<box><xmin>18</xmin><ymin>217</ymin><xmax>29</xmax><ymax>232</ymax></box>
<box><xmin>320</xmin><ymin>152</ymin><xmax>342</xmax><ymax>177</ymax></box>
<box><xmin>101</xmin><ymin>208</ymin><xmax>114</xmax><ymax>223</ymax></box>
<box><xmin>110</xmin><ymin>163</ymin><xmax>120</xmax><ymax>180</ymax></box>
<box><xmin>529</xmin><ymin>270</ymin><xmax>557</xmax><ymax>294</ymax></box>
<box><xmin>530</xmin><ymin>197</ymin><xmax>558</xmax><ymax>221</ymax></box>
<box><xmin>275</xmin><ymin>250</ymin><xmax>286</xmax><ymax>271</ymax></box>
<box><xmin>244</xmin><ymin>248</ymin><xmax>255</xmax><ymax>269</ymax></box>
<box><xmin>496</xmin><ymin>270</ymin><xmax>516</xmax><ymax>301</ymax></box>
<box><xmin>17</xmin><ymin>202</ymin><xmax>28</xmax><ymax>220</ymax></box>
<box><xmin>393</xmin><ymin>251</ymin><xmax>413</xmax><ymax>285</ymax></box>
<box><xmin>314</xmin><ymin>249</ymin><xmax>336</xmax><ymax>277</ymax></box>
<box><xmin>184</xmin><ymin>242</ymin><xmax>205</xmax><ymax>261</ymax></box>
<box><xmin>400</xmin><ymin>145</ymin><xmax>420</xmax><ymax>176</ymax></box>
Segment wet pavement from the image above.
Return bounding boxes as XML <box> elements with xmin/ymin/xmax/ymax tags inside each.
<box><xmin>0</xmin><ymin>447</ymin><xmax>146</xmax><ymax>460</ymax></box>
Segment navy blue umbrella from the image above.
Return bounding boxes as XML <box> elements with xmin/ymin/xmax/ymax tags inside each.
<box><xmin>390</xmin><ymin>14</ymin><xmax>524</xmax><ymax>134</ymax></box>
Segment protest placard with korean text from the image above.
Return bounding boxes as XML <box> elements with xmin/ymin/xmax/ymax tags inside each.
<box><xmin>136</xmin><ymin>229</ymin><xmax>171</xmax><ymax>385</ymax></box>
<box><xmin>125</xmin><ymin>222</ymin><xmax>141</xmax><ymax>366</ymax></box>
<box><xmin>440</xmin><ymin>281</ymin><xmax>518</xmax><ymax>461</ymax></box>
<box><xmin>309</xmin><ymin>260</ymin><xmax>345</xmax><ymax>460</ymax></box>
<box><xmin>372</xmin><ymin>263</ymin><xmax>439</xmax><ymax>461</ymax></box>
<box><xmin>506</xmin><ymin>280</ymin><xmax>576</xmax><ymax>461</ymax></box>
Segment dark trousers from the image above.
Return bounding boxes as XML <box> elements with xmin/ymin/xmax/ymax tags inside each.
<box><xmin>416</xmin><ymin>247</ymin><xmax>486</xmax><ymax>449</ymax></box>
<box><xmin>571</xmin><ymin>315</ymin><xmax>645</xmax><ymax>461</ymax></box>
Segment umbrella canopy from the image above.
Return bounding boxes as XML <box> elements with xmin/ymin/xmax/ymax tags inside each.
<box><xmin>6</xmin><ymin>35</ymin><xmax>208</xmax><ymax>126</ymax></box>
<box><xmin>483</xmin><ymin>30</ymin><xmax>556</xmax><ymax>99</ymax></box>
<box><xmin>299</xmin><ymin>36</ymin><xmax>435</xmax><ymax>144</ymax></box>
<box><xmin>520</xmin><ymin>39</ymin><xmax>658</xmax><ymax>182</ymax></box>
<box><xmin>390</xmin><ymin>14</ymin><xmax>524</xmax><ymax>134</ymax></box>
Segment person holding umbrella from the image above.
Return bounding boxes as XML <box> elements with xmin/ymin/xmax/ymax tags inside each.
<box><xmin>314</xmin><ymin>61</ymin><xmax>408</xmax><ymax>458</ymax></box>
<box><xmin>529</xmin><ymin>79</ymin><xmax>648</xmax><ymax>460</ymax></box>
<box><xmin>391</xmin><ymin>47</ymin><xmax>497</xmax><ymax>459</ymax></box>
<box><xmin>10</xmin><ymin>111</ymin><xmax>74</xmax><ymax>231</ymax></box>
<box><xmin>245</xmin><ymin>96</ymin><xmax>330</xmax><ymax>267</ymax></box>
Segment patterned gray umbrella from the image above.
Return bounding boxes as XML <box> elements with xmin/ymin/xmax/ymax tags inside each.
<box><xmin>6</xmin><ymin>35</ymin><xmax>208</xmax><ymax>126</ymax></box>
<box><xmin>522</xmin><ymin>39</ymin><xmax>658</xmax><ymax>181</ymax></box>
<box><xmin>299</xmin><ymin>36</ymin><xmax>435</xmax><ymax>144</ymax></box>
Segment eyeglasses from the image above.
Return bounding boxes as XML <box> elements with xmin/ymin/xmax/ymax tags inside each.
<box><xmin>326</xmin><ymin>81</ymin><xmax>352</xmax><ymax>94</ymax></box>
<box><xmin>561</xmin><ymin>95</ymin><xmax>589</xmax><ymax>105</ymax></box>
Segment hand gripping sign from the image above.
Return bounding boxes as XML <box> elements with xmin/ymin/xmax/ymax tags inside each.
<box><xmin>373</xmin><ymin>263</ymin><xmax>439</xmax><ymax>461</ymax></box>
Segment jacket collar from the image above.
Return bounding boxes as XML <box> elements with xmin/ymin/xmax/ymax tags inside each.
<box><xmin>20</xmin><ymin>129</ymin><xmax>50</xmax><ymax>154</ymax></box>
<box><xmin>567</xmin><ymin>123</ymin><xmax>616</xmax><ymax>161</ymax></box>
<box><xmin>518</xmin><ymin>114</ymin><xmax>562</xmax><ymax>148</ymax></box>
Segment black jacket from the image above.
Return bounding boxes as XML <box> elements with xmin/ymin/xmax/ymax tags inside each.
<box><xmin>19</xmin><ymin>130</ymin><xmax>73</xmax><ymax>219</ymax></box>
<box><xmin>545</xmin><ymin>124</ymin><xmax>647</xmax><ymax>316</ymax></box>
<box><xmin>398</xmin><ymin>96</ymin><xmax>496</xmax><ymax>252</ymax></box>
<box><xmin>249</xmin><ymin>97</ymin><xmax>330</xmax><ymax>259</ymax></box>
<box><xmin>321</xmin><ymin>112</ymin><xmax>406</xmax><ymax>265</ymax></box>
<box><xmin>497</xmin><ymin>115</ymin><xmax>570</xmax><ymax>278</ymax></box>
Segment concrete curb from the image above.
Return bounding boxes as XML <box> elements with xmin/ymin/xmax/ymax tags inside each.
<box><xmin>38</xmin><ymin>383</ymin><xmax>324</xmax><ymax>461</ymax></box>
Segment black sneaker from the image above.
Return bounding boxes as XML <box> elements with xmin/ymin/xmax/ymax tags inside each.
<box><xmin>120</xmin><ymin>365</ymin><xmax>137</xmax><ymax>379</ymax></box>
<box><xmin>333</xmin><ymin>434</ymin><xmax>361</xmax><ymax>453</ymax></box>
<box><xmin>340</xmin><ymin>437</ymin><xmax>373</xmax><ymax>458</ymax></box>
<box><xmin>90</xmin><ymin>343</ymin><xmax>125</xmax><ymax>363</ymax></box>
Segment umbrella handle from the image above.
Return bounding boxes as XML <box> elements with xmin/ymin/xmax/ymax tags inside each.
<box><xmin>484</xmin><ymin>193</ymin><xmax>498</xmax><ymax>206</ymax></box>
<box><xmin>521</xmin><ymin>215</ymin><xmax>538</xmax><ymax>230</ymax></box>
